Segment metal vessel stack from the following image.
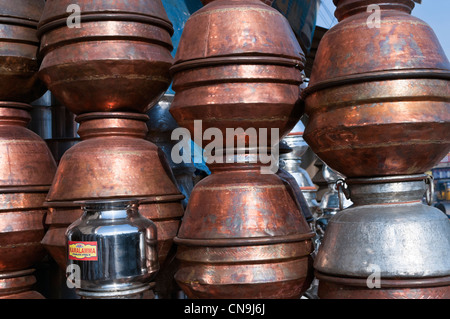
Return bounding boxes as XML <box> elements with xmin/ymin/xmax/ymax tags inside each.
<box><xmin>35</xmin><ymin>0</ymin><xmax>184</xmax><ymax>298</ymax></box>
<box><xmin>169</xmin><ymin>0</ymin><xmax>315</xmax><ymax>299</ymax></box>
<box><xmin>0</xmin><ymin>0</ymin><xmax>55</xmax><ymax>299</ymax></box>
<box><xmin>302</xmin><ymin>0</ymin><xmax>450</xmax><ymax>298</ymax></box>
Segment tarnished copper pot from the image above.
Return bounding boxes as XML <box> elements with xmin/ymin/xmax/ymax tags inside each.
<box><xmin>174</xmin><ymin>157</ymin><xmax>315</xmax><ymax>299</ymax></box>
<box><xmin>42</xmin><ymin>112</ymin><xmax>184</xmax><ymax>270</ymax></box>
<box><xmin>169</xmin><ymin>0</ymin><xmax>305</xmax><ymax>148</ymax></box>
<box><xmin>0</xmin><ymin>0</ymin><xmax>46</xmax><ymax>103</ymax></box>
<box><xmin>302</xmin><ymin>0</ymin><xmax>450</xmax><ymax>177</ymax></box>
<box><xmin>0</xmin><ymin>103</ymin><xmax>57</xmax><ymax>298</ymax></box>
<box><xmin>37</xmin><ymin>0</ymin><xmax>174</xmax><ymax>115</ymax></box>
<box><xmin>315</xmin><ymin>174</ymin><xmax>450</xmax><ymax>298</ymax></box>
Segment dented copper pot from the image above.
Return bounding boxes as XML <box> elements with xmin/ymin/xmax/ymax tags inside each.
<box><xmin>169</xmin><ymin>0</ymin><xmax>305</xmax><ymax>148</ymax></box>
<box><xmin>42</xmin><ymin>112</ymin><xmax>184</xmax><ymax>270</ymax></box>
<box><xmin>37</xmin><ymin>0</ymin><xmax>174</xmax><ymax>115</ymax></box>
<box><xmin>302</xmin><ymin>0</ymin><xmax>450</xmax><ymax>177</ymax></box>
<box><xmin>0</xmin><ymin>0</ymin><xmax>46</xmax><ymax>103</ymax></box>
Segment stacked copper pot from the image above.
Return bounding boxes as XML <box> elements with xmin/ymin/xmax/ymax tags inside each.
<box><xmin>0</xmin><ymin>0</ymin><xmax>56</xmax><ymax>299</ymax></box>
<box><xmin>36</xmin><ymin>0</ymin><xmax>184</xmax><ymax>297</ymax></box>
<box><xmin>169</xmin><ymin>0</ymin><xmax>315</xmax><ymax>299</ymax></box>
<box><xmin>302</xmin><ymin>0</ymin><xmax>450</xmax><ymax>298</ymax></box>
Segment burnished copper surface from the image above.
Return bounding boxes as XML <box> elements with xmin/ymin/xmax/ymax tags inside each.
<box><xmin>42</xmin><ymin>113</ymin><xmax>184</xmax><ymax>269</ymax></box>
<box><xmin>0</xmin><ymin>0</ymin><xmax>46</xmax><ymax>103</ymax></box>
<box><xmin>0</xmin><ymin>103</ymin><xmax>56</xmax><ymax>187</ymax></box>
<box><xmin>174</xmin><ymin>161</ymin><xmax>315</xmax><ymax>299</ymax></box>
<box><xmin>170</xmin><ymin>0</ymin><xmax>305</xmax><ymax>147</ymax></box>
<box><xmin>37</xmin><ymin>0</ymin><xmax>174</xmax><ymax>115</ymax></box>
<box><xmin>302</xmin><ymin>0</ymin><xmax>450</xmax><ymax>177</ymax></box>
<box><xmin>316</xmin><ymin>271</ymin><xmax>450</xmax><ymax>299</ymax></box>
<box><xmin>0</xmin><ymin>269</ymin><xmax>44</xmax><ymax>299</ymax></box>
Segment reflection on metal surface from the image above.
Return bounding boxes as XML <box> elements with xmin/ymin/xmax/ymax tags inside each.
<box><xmin>66</xmin><ymin>199</ymin><xmax>159</xmax><ymax>299</ymax></box>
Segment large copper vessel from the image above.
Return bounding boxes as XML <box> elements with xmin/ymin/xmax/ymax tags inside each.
<box><xmin>0</xmin><ymin>103</ymin><xmax>57</xmax><ymax>298</ymax></box>
<box><xmin>315</xmin><ymin>174</ymin><xmax>450</xmax><ymax>298</ymax></box>
<box><xmin>174</xmin><ymin>158</ymin><xmax>315</xmax><ymax>299</ymax></box>
<box><xmin>302</xmin><ymin>0</ymin><xmax>450</xmax><ymax>177</ymax></box>
<box><xmin>0</xmin><ymin>0</ymin><xmax>46</xmax><ymax>103</ymax></box>
<box><xmin>37</xmin><ymin>0</ymin><xmax>174</xmax><ymax>114</ymax></box>
<box><xmin>42</xmin><ymin>113</ymin><xmax>184</xmax><ymax>270</ymax></box>
<box><xmin>169</xmin><ymin>0</ymin><xmax>305</xmax><ymax>147</ymax></box>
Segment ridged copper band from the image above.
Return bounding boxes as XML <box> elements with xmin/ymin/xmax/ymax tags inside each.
<box><xmin>0</xmin><ymin>17</ymin><xmax>38</xmax><ymax>28</ymax></box>
<box><xmin>302</xmin><ymin>69</ymin><xmax>450</xmax><ymax>98</ymax></box>
<box><xmin>43</xmin><ymin>194</ymin><xmax>185</xmax><ymax>207</ymax></box>
<box><xmin>174</xmin><ymin>232</ymin><xmax>316</xmax><ymax>247</ymax></box>
<box><xmin>0</xmin><ymin>185</ymin><xmax>50</xmax><ymax>193</ymax></box>
<box><xmin>170</xmin><ymin>55</ymin><xmax>305</xmax><ymax>75</ymax></box>
<box><xmin>37</xmin><ymin>13</ymin><xmax>174</xmax><ymax>38</ymax></box>
<box><xmin>315</xmin><ymin>271</ymin><xmax>450</xmax><ymax>288</ymax></box>
<box><xmin>0</xmin><ymin>269</ymin><xmax>35</xmax><ymax>279</ymax></box>
<box><xmin>0</xmin><ymin>102</ymin><xmax>32</xmax><ymax>111</ymax></box>
<box><xmin>75</xmin><ymin>112</ymin><xmax>149</xmax><ymax>123</ymax></box>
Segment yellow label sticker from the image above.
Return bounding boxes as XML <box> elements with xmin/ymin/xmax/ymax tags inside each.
<box><xmin>68</xmin><ymin>241</ymin><xmax>98</xmax><ymax>261</ymax></box>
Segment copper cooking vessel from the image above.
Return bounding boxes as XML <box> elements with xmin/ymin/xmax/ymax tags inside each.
<box><xmin>37</xmin><ymin>0</ymin><xmax>174</xmax><ymax>115</ymax></box>
<box><xmin>169</xmin><ymin>0</ymin><xmax>305</xmax><ymax>148</ymax></box>
<box><xmin>0</xmin><ymin>0</ymin><xmax>46</xmax><ymax>103</ymax></box>
<box><xmin>42</xmin><ymin>112</ymin><xmax>184</xmax><ymax>269</ymax></box>
<box><xmin>302</xmin><ymin>0</ymin><xmax>450</xmax><ymax>177</ymax></box>
<box><xmin>174</xmin><ymin>157</ymin><xmax>315</xmax><ymax>299</ymax></box>
<box><xmin>0</xmin><ymin>103</ymin><xmax>57</xmax><ymax>298</ymax></box>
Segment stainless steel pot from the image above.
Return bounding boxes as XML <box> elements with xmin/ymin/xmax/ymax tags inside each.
<box><xmin>65</xmin><ymin>198</ymin><xmax>159</xmax><ymax>299</ymax></box>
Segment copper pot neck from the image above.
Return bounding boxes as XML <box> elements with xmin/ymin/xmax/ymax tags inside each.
<box><xmin>205</xmin><ymin>148</ymin><xmax>279</xmax><ymax>173</ymax></box>
<box><xmin>201</xmin><ymin>0</ymin><xmax>274</xmax><ymax>6</ymax></box>
<box><xmin>75</xmin><ymin>112</ymin><xmax>149</xmax><ymax>139</ymax></box>
<box><xmin>333</xmin><ymin>0</ymin><xmax>415</xmax><ymax>21</ymax></box>
<box><xmin>0</xmin><ymin>102</ymin><xmax>32</xmax><ymax>127</ymax></box>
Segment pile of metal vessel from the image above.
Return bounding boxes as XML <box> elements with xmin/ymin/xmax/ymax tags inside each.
<box><xmin>0</xmin><ymin>0</ymin><xmax>448</xmax><ymax>299</ymax></box>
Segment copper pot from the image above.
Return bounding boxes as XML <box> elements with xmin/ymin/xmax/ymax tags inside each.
<box><xmin>42</xmin><ymin>112</ymin><xmax>184</xmax><ymax>269</ymax></box>
<box><xmin>174</xmin><ymin>159</ymin><xmax>315</xmax><ymax>299</ymax></box>
<box><xmin>169</xmin><ymin>0</ymin><xmax>305</xmax><ymax>148</ymax></box>
<box><xmin>37</xmin><ymin>0</ymin><xmax>174</xmax><ymax>115</ymax></box>
<box><xmin>0</xmin><ymin>103</ymin><xmax>57</xmax><ymax>298</ymax></box>
<box><xmin>0</xmin><ymin>0</ymin><xmax>46</xmax><ymax>103</ymax></box>
<box><xmin>302</xmin><ymin>0</ymin><xmax>450</xmax><ymax>177</ymax></box>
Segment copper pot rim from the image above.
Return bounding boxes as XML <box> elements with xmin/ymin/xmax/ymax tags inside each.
<box><xmin>345</xmin><ymin>174</ymin><xmax>429</xmax><ymax>185</ymax></box>
<box><xmin>332</xmin><ymin>0</ymin><xmax>415</xmax><ymax>17</ymax></box>
<box><xmin>0</xmin><ymin>269</ymin><xmax>35</xmax><ymax>279</ymax></box>
<box><xmin>0</xmin><ymin>16</ymin><xmax>39</xmax><ymax>28</ymax></box>
<box><xmin>0</xmin><ymin>102</ymin><xmax>32</xmax><ymax>111</ymax></box>
<box><xmin>0</xmin><ymin>185</ymin><xmax>50</xmax><ymax>193</ymax></box>
<box><xmin>174</xmin><ymin>232</ymin><xmax>316</xmax><ymax>247</ymax></box>
<box><xmin>302</xmin><ymin>68</ymin><xmax>450</xmax><ymax>98</ymax></box>
<box><xmin>75</xmin><ymin>112</ymin><xmax>150</xmax><ymax>124</ymax></box>
<box><xmin>315</xmin><ymin>271</ymin><xmax>450</xmax><ymax>288</ymax></box>
<box><xmin>37</xmin><ymin>13</ymin><xmax>174</xmax><ymax>38</ymax></box>
<box><xmin>171</xmin><ymin>55</ymin><xmax>305</xmax><ymax>75</ymax></box>
<box><xmin>44</xmin><ymin>194</ymin><xmax>185</xmax><ymax>207</ymax></box>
